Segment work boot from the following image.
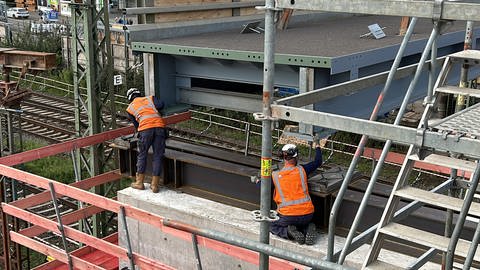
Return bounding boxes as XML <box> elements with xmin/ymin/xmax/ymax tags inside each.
<box><xmin>131</xmin><ymin>173</ymin><xmax>145</xmax><ymax>190</ymax></box>
<box><xmin>305</xmin><ymin>223</ymin><xmax>317</xmax><ymax>246</ymax></box>
<box><xmin>287</xmin><ymin>225</ymin><xmax>305</xmax><ymax>245</ymax></box>
<box><xmin>151</xmin><ymin>175</ymin><xmax>161</xmax><ymax>193</ymax></box>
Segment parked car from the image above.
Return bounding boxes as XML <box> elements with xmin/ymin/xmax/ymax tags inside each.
<box><xmin>6</xmin><ymin>7</ymin><xmax>29</xmax><ymax>19</ymax></box>
<box><xmin>39</xmin><ymin>8</ymin><xmax>58</xmax><ymax>23</ymax></box>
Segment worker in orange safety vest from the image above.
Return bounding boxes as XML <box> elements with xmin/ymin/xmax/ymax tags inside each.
<box><xmin>270</xmin><ymin>141</ymin><xmax>323</xmax><ymax>245</ymax></box>
<box><xmin>126</xmin><ymin>88</ymin><xmax>166</xmax><ymax>193</ymax></box>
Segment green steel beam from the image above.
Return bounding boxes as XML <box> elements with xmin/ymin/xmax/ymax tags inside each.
<box><xmin>71</xmin><ymin>0</ymin><xmax>114</xmax><ymax>237</ymax></box>
<box><xmin>131</xmin><ymin>42</ymin><xmax>332</xmax><ymax>68</ymax></box>
<box><xmin>276</xmin><ymin>0</ymin><xmax>480</xmax><ymax>22</ymax></box>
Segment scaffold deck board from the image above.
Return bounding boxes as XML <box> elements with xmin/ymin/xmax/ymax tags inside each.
<box><xmin>431</xmin><ymin>102</ymin><xmax>480</xmax><ymax>138</ymax></box>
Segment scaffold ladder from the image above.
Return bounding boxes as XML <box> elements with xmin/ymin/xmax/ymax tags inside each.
<box><xmin>364</xmin><ymin>50</ymin><xmax>480</xmax><ymax>270</ymax></box>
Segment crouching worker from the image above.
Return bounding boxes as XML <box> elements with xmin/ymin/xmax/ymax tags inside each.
<box><xmin>126</xmin><ymin>88</ymin><xmax>166</xmax><ymax>193</ymax></box>
<box><xmin>270</xmin><ymin>141</ymin><xmax>323</xmax><ymax>245</ymax></box>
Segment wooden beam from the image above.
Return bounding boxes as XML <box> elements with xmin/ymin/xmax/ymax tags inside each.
<box><xmin>10</xmin><ymin>231</ymin><xmax>106</xmax><ymax>270</ymax></box>
<box><xmin>277</xmin><ymin>9</ymin><xmax>293</xmax><ymax>30</ymax></box>
<box><xmin>398</xmin><ymin>16</ymin><xmax>410</xmax><ymax>36</ymax></box>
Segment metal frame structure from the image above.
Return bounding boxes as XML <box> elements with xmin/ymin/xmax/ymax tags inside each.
<box><xmin>257</xmin><ymin>0</ymin><xmax>480</xmax><ymax>269</ymax></box>
<box><xmin>71</xmin><ymin>0</ymin><xmax>115</xmax><ymax>236</ymax></box>
<box><xmin>0</xmin><ymin>127</ymin><xmax>352</xmax><ymax>270</ymax></box>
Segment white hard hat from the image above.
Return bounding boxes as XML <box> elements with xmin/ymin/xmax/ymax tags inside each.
<box><xmin>281</xmin><ymin>144</ymin><xmax>298</xmax><ymax>159</ymax></box>
<box><xmin>126</xmin><ymin>88</ymin><xmax>141</xmax><ymax>101</ymax></box>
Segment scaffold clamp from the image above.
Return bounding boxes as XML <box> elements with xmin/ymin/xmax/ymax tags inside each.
<box><xmin>251</xmin><ymin>210</ymin><xmax>279</xmax><ymax>222</ymax></box>
<box><xmin>255</xmin><ymin>5</ymin><xmax>283</xmax><ymax>12</ymax></box>
<box><xmin>415</xmin><ymin>127</ymin><xmax>426</xmax><ymax>149</ymax></box>
<box><xmin>253</xmin><ymin>112</ymin><xmax>277</xmax><ymax>121</ymax></box>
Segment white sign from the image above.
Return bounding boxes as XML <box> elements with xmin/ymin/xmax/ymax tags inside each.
<box><xmin>368</xmin><ymin>23</ymin><xmax>386</xmax><ymax>39</ymax></box>
<box><xmin>114</xmin><ymin>75</ymin><xmax>123</xmax><ymax>86</ymax></box>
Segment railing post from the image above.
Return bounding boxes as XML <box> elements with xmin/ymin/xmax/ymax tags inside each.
<box><xmin>48</xmin><ymin>182</ymin><xmax>73</xmax><ymax>270</ymax></box>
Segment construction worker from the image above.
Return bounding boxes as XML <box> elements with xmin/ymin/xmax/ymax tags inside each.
<box><xmin>270</xmin><ymin>141</ymin><xmax>323</xmax><ymax>245</ymax></box>
<box><xmin>126</xmin><ymin>88</ymin><xmax>166</xmax><ymax>193</ymax></box>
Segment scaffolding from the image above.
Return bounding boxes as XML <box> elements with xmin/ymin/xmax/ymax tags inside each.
<box><xmin>1</xmin><ymin>0</ymin><xmax>480</xmax><ymax>269</ymax></box>
<box><xmin>256</xmin><ymin>0</ymin><xmax>480</xmax><ymax>269</ymax></box>
<box><xmin>0</xmin><ymin>126</ymin><xmax>350</xmax><ymax>270</ymax></box>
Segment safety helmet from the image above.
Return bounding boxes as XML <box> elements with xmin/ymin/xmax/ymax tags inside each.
<box><xmin>281</xmin><ymin>144</ymin><xmax>298</xmax><ymax>160</ymax></box>
<box><xmin>126</xmin><ymin>88</ymin><xmax>141</xmax><ymax>101</ymax></box>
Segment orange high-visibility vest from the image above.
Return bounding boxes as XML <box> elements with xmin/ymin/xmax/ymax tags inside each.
<box><xmin>272</xmin><ymin>164</ymin><xmax>314</xmax><ymax>216</ymax></box>
<box><xmin>126</xmin><ymin>96</ymin><xmax>165</xmax><ymax>131</ymax></box>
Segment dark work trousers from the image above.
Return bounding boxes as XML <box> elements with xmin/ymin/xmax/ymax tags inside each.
<box><xmin>137</xmin><ymin>127</ymin><xmax>166</xmax><ymax>176</ymax></box>
<box><xmin>270</xmin><ymin>213</ymin><xmax>314</xmax><ymax>239</ymax></box>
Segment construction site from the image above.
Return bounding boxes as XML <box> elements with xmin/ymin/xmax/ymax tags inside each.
<box><xmin>1</xmin><ymin>0</ymin><xmax>480</xmax><ymax>269</ymax></box>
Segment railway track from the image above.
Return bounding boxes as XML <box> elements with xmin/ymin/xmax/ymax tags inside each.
<box><xmin>12</xmin><ymin>92</ymin><xmax>261</xmax><ymax>156</ymax></box>
<box><xmin>12</xmin><ymin>92</ymin><xmax>130</xmax><ymax>143</ymax></box>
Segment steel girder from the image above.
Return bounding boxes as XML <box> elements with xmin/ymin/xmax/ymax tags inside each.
<box><xmin>71</xmin><ymin>0</ymin><xmax>115</xmax><ymax>236</ymax></box>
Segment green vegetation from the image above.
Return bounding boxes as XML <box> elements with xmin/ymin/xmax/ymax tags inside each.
<box><xmin>20</xmin><ymin>140</ymin><xmax>75</xmax><ymax>184</ymax></box>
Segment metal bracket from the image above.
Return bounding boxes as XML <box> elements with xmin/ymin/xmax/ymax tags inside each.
<box><xmin>454</xmin><ymin>133</ymin><xmax>466</xmax><ymax>142</ymax></box>
<box><xmin>441</xmin><ymin>130</ymin><xmax>452</xmax><ymax>140</ymax></box>
<box><xmin>251</xmin><ymin>210</ymin><xmax>279</xmax><ymax>222</ymax></box>
<box><xmin>253</xmin><ymin>112</ymin><xmax>277</xmax><ymax>121</ymax></box>
<box><xmin>433</xmin><ymin>0</ymin><xmax>444</xmax><ymax>21</ymax></box>
<box><xmin>415</xmin><ymin>128</ymin><xmax>426</xmax><ymax>149</ymax></box>
<box><xmin>256</xmin><ymin>5</ymin><xmax>283</xmax><ymax>12</ymax></box>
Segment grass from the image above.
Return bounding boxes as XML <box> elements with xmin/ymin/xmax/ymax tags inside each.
<box><xmin>19</xmin><ymin>139</ymin><xmax>75</xmax><ymax>184</ymax></box>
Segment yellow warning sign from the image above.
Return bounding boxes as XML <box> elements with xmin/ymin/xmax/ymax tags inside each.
<box><xmin>261</xmin><ymin>158</ymin><xmax>272</xmax><ymax>177</ymax></box>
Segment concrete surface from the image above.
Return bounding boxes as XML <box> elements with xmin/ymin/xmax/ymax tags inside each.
<box><xmin>146</xmin><ymin>15</ymin><xmax>471</xmax><ymax>57</ymax></box>
<box><xmin>118</xmin><ymin>185</ymin><xmax>441</xmax><ymax>269</ymax></box>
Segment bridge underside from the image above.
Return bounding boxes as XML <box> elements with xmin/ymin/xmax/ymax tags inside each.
<box><xmin>132</xmin><ymin>15</ymin><xmax>480</xmax><ymax>126</ymax></box>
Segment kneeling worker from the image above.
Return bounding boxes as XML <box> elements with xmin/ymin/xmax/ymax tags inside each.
<box><xmin>270</xmin><ymin>141</ymin><xmax>323</xmax><ymax>245</ymax></box>
<box><xmin>126</xmin><ymin>88</ymin><xmax>166</xmax><ymax>193</ymax></box>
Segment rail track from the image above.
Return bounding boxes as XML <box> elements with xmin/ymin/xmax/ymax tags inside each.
<box><xmin>11</xmin><ymin>92</ymin><xmax>263</xmax><ymax>156</ymax></box>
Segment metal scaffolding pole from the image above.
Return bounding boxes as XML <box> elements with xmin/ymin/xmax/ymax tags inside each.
<box><xmin>326</xmin><ymin>17</ymin><xmax>418</xmax><ymax>262</ymax></box>
<box><xmin>257</xmin><ymin>0</ymin><xmax>277</xmax><ymax>269</ymax></box>
<box><xmin>71</xmin><ymin>0</ymin><xmax>114</xmax><ymax>237</ymax></box>
<box><xmin>456</xmin><ymin>21</ymin><xmax>474</xmax><ymax>112</ymax></box>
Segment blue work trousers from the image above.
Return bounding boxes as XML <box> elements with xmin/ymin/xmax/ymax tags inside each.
<box><xmin>270</xmin><ymin>213</ymin><xmax>314</xmax><ymax>239</ymax></box>
<box><xmin>137</xmin><ymin>127</ymin><xmax>166</xmax><ymax>176</ymax></box>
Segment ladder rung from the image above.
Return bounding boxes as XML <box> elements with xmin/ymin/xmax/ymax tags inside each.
<box><xmin>435</xmin><ymin>86</ymin><xmax>480</xmax><ymax>98</ymax></box>
<box><xmin>365</xmin><ymin>260</ymin><xmax>403</xmax><ymax>270</ymax></box>
<box><xmin>449</xmin><ymin>50</ymin><xmax>480</xmax><ymax>62</ymax></box>
<box><xmin>395</xmin><ymin>186</ymin><xmax>480</xmax><ymax>217</ymax></box>
<box><xmin>410</xmin><ymin>154</ymin><xmax>477</xmax><ymax>172</ymax></box>
<box><xmin>380</xmin><ymin>223</ymin><xmax>480</xmax><ymax>261</ymax></box>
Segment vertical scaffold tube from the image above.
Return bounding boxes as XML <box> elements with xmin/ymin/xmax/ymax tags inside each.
<box><xmin>326</xmin><ymin>17</ymin><xmax>418</xmax><ymax>262</ymax></box>
<box><xmin>259</xmin><ymin>1</ymin><xmax>276</xmax><ymax>269</ymax></box>
<box><xmin>338</xmin><ymin>22</ymin><xmax>440</xmax><ymax>265</ymax></box>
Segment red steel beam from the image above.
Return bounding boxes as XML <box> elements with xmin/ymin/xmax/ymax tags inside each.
<box><xmin>19</xmin><ymin>204</ymin><xmax>104</xmax><ymax>237</ymax></box>
<box><xmin>0</xmin><ymin>112</ymin><xmax>190</xmax><ymax>167</ymax></box>
<box><xmin>10</xmin><ymin>231</ymin><xmax>106</xmax><ymax>270</ymax></box>
<box><xmin>363</xmin><ymin>147</ymin><xmax>472</xmax><ymax>178</ymax></box>
<box><xmin>0</xmin><ymin>165</ymin><xmax>306</xmax><ymax>269</ymax></box>
<box><xmin>11</xmin><ymin>170</ymin><xmax>121</xmax><ymax>209</ymax></box>
<box><xmin>0</xmin><ymin>126</ymin><xmax>134</xmax><ymax>166</ymax></box>
<box><xmin>32</xmin><ymin>234</ymin><xmax>118</xmax><ymax>270</ymax></box>
<box><xmin>3</xmin><ymin>204</ymin><xmax>176</xmax><ymax>270</ymax></box>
